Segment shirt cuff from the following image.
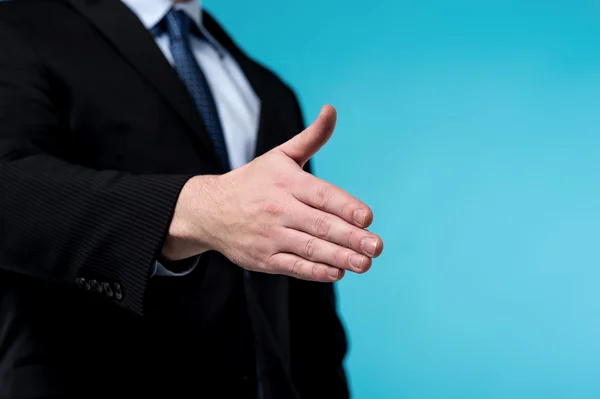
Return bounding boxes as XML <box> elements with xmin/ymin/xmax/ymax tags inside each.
<box><xmin>149</xmin><ymin>256</ymin><xmax>200</xmax><ymax>277</ymax></box>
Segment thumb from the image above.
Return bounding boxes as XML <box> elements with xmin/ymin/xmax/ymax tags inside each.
<box><xmin>278</xmin><ymin>104</ymin><xmax>337</xmax><ymax>167</ymax></box>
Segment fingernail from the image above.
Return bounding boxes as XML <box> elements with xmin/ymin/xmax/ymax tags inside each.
<box><xmin>349</xmin><ymin>254</ymin><xmax>366</xmax><ymax>270</ymax></box>
<box><xmin>360</xmin><ymin>237</ymin><xmax>378</xmax><ymax>256</ymax></box>
<box><xmin>327</xmin><ymin>267</ymin><xmax>340</xmax><ymax>278</ymax></box>
<box><xmin>353</xmin><ymin>209</ymin><xmax>367</xmax><ymax>226</ymax></box>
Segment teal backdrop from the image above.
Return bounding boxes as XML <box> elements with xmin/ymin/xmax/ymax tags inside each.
<box><xmin>205</xmin><ymin>1</ymin><xmax>600</xmax><ymax>398</ymax></box>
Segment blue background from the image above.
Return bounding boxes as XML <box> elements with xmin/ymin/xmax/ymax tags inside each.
<box><xmin>206</xmin><ymin>1</ymin><xmax>600</xmax><ymax>397</ymax></box>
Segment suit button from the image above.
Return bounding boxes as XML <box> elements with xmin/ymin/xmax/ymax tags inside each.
<box><xmin>114</xmin><ymin>283</ymin><xmax>123</xmax><ymax>300</ymax></box>
<box><xmin>101</xmin><ymin>282</ymin><xmax>113</xmax><ymax>297</ymax></box>
<box><xmin>76</xmin><ymin>277</ymin><xmax>90</xmax><ymax>290</ymax></box>
<box><xmin>89</xmin><ymin>279</ymin><xmax>102</xmax><ymax>293</ymax></box>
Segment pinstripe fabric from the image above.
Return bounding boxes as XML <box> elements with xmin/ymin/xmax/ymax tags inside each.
<box><xmin>0</xmin><ymin>2</ymin><xmax>348</xmax><ymax>397</ymax></box>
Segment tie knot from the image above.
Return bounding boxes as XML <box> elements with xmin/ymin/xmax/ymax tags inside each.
<box><xmin>164</xmin><ymin>9</ymin><xmax>191</xmax><ymax>41</ymax></box>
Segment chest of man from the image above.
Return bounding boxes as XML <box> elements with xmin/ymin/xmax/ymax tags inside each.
<box><xmin>30</xmin><ymin>2</ymin><xmax>298</xmax><ymax>179</ymax></box>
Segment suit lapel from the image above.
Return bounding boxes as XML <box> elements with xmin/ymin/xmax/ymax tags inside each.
<box><xmin>67</xmin><ymin>0</ymin><xmax>225</xmax><ymax>170</ymax></box>
<box><xmin>67</xmin><ymin>0</ymin><xmax>281</xmax><ymax>168</ymax></box>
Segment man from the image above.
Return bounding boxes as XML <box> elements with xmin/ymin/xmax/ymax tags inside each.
<box><xmin>0</xmin><ymin>0</ymin><xmax>383</xmax><ymax>397</ymax></box>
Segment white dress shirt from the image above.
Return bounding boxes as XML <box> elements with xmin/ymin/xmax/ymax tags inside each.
<box><xmin>121</xmin><ymin>0</ymin><xmax>261</xmax><ymax>277</ymax></box>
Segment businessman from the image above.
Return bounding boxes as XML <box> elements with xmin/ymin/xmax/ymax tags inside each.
<box><xmin>0</xmin><ymin>0</ymin><xmax>383</xmax><ymax>397</ymax></box>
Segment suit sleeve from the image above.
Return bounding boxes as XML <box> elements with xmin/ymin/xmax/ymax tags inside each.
<box><xmin>288</xmin><ymin>92</ymin><xmax>350</xmax><ymax>398</ymax></box>
<box><xmin>0</xmin><ymin>14</ymin><xmax>193</xmax><ymax>316</ymax></box>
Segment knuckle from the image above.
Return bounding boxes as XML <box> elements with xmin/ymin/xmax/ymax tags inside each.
<box><xmin>311</xmin><ymin>263</ymin><xmax>320</xmax><ymax>280</ymax></box>
<box><xmin>314</xmin><ymin>186</ymin><xmax>331</xmax><ymax>209</ymax></box>
<box><xmin>314</xmin><ymin>215</ymin><xmax>331</xmax><ymax>238</ymax></box>
<box><xmin>258</xmin><ymin>223</ymin><xmax>272</xmax><ymax>238</ymax></box>
<box><xmin>340</xmin><ymin>198</ymin><xmax>350</xmax><ymax>217</ymax></box>
<box><xmin>332</xmin><ymin>247</ymin><xmax>343</xmax><ymax>266</ymax></box>
<box><xmin>261</xmin><ymin>199</ymin><xmax>285</xmax><ymax>216</ymax></box>
<box><xmin>291</xmin><ymin>258</ymin><xmax>304</xmax><ymax>277</ymax></box>
<box><xmin>346</xmin><ymin>229</ymin><xmax>355</xmax><ymax>248</ymax></box>
<box><xmin>274</xmin><ymin>172</ymin><xmax>293</xmax><ymax>190</ymax></box>
<box><xmin>303</xmin><ymin>237</ymin><xmax>317</xmax><ymax>258</ymax></box>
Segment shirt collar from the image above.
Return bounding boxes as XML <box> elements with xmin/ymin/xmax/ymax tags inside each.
<box><xmin>121</xmin><ymin>0</ymin><xmax>204</xmax><ymax>32</ymax></box>
<box><xmin>121</xmin><ymin>0</ymin><xmax>226</xmax><ymax>56</ymax></box>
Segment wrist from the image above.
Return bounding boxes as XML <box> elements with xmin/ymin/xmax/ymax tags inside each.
<box><xmin>161</xmin><ymin>175</ymin><xmax>222</xmax><ymax>261</ymax></box>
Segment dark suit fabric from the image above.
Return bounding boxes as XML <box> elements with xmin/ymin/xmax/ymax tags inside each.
<box><xmin>0</xmin><ymin>1</ymin><xmax>349</xmax><ymax>397</ymax></box>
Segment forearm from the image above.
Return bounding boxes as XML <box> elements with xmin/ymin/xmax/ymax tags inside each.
<box><xmin>0</xmin><ymin>152</ymin><xmax>192</xmax><ymax>315</ymax></box>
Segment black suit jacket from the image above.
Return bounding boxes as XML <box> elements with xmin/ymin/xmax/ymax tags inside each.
<box><xmin>0</xmin><ymin>1</ymin><xmax>349</xmax><ymax>398</ymax></box>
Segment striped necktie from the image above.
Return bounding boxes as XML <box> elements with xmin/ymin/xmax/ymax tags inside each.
<box><xmin>154</xmin><ymin>9</ymin><xmax>231</xmax><ymax>170</ymax></box>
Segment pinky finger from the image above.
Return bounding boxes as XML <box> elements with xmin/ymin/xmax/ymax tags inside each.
<box><xmin>267</xmin><ymin>253</ymin><xmax>345</xmax><ymax>282</ymax></box>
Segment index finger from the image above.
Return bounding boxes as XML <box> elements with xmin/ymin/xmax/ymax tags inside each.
<box><xmin>291</xmin><ymin>173</ymin><xmax>373</xmax><ymax>228</ymax></box>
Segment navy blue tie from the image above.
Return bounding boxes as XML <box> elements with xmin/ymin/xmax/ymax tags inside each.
<box><xmin>157</xmin><ymin>9</ymin><xmax>230</xmax><ymax>170</ymax></box>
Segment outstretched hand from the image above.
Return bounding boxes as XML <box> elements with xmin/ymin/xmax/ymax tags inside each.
<box><xmin>164</xmin><ymin>105</ymin><xmax>383</xmax><ymax>282</ymax></box>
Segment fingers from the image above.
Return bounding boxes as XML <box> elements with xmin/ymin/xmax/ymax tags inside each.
<box><xmin>280</xmin><ymin>228</ymin><xmax>372</xmax><ymax>274</ymax></box>
<box><xmin>267</xmin><ymin>252</ymin><xmax>345</xmax><ymax>282</ymax></box>
<box><xmin>278</xmin><ymin>105</ymin><xmax>337</xmax><ymax>168</ymax></box>
<box><xmin>292</xmin><ymin>174</ymin><xmax>374</xmax><ymax>229</ymax></box>
<box><xmin>285</xmin><ymin>201</ymin><xmax>384</xmax><ymax>259</ymax></box>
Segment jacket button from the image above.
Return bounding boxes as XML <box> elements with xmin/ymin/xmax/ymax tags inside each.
<box><xmin>89</xmin><ymin>279</ymin><xmax>102</xmax><ymax>293</ymax></box>
<box><xmin>76</xmin><ymin>277</ymin><xmax>90</xmax><ymax>290</ymax></box>
<box><xmin>101</xmin><ymin>282</ymin><xmax>113</xmax><ymax>297</ymax></box>
<box><xmin>114</xmin><ymin>283</ymin><xmax>123</xmax><ymax>300</ymax></box>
